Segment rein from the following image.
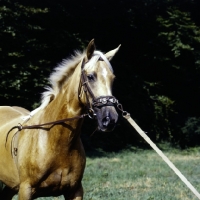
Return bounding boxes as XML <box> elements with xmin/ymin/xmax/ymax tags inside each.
<box><xmin>5</xmin><ymin>114</ymin><xmax>88</xmax><ymax>146</ymax></box>
<box><xmin>5</xmin><ymin>113</ymin><xmax>88</xmax><ymax>165</ymax></box>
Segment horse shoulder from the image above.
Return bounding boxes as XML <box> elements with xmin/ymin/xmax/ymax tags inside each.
<box><xmin>0</xmin><ymin>106</ymin><xmax>27</xmax><ymax>188</ymax></box>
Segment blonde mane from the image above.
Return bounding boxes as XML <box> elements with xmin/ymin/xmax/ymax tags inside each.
<box><xmin>42</xmin><ymin>51</ymin><xmax>85</xmax><ymax>103</ymax></box>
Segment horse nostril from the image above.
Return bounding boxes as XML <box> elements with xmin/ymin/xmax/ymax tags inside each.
<box><xmin>102</xmin><ymin>116</ymin><xmax>116</xmax><ymax>127</ymax></box>
<box><xmin>102</xmin><ymin>116</ymin><xmax>110</xmax><ymax>127</ymax></box>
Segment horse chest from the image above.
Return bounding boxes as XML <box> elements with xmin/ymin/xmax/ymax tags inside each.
<box><xmin>40</xmin><ymin>166</ymin><xmax>84</xmax><ymax>192</ymax></box>
<box><xmin>38</xmin><ymin>151</ymin><xmax>86</xmax><ymax>191</ymax></box>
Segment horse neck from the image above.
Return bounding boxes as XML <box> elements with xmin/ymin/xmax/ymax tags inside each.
<box><xmin>49</xmin><ymin>63</ymin><xmax>82</xmax><ymax>117</ymax></box>
<box><xmin>39</xmin><ymin>63</ymin><xmax>84</xmax><ymax>141</ymax></box>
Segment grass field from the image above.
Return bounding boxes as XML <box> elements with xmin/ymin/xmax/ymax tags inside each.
<box><xmin>12</xmin><ymin>145</ymin><xmax>200</xmax><ymax>200</ymax></box>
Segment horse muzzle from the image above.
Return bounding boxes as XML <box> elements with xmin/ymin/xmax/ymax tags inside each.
<box><xmin>93</xmin><ymin>106</ymin><xmax>118</xmax><ymax>132</ymax></box>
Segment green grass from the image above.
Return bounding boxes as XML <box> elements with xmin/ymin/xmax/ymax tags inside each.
<box><xmin>12</xmin><ymin>146</ymin><xmax>200</xmax><ymax>199</ymax></box>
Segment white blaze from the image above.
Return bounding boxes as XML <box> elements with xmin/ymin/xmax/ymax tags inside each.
<box><xmin>102</xmin><ymin>67</ymin><xmax>108</xmax><ymax>78</ymax></box>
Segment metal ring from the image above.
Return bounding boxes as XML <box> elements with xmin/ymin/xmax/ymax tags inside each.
<box><xmin>122</xmin><ymin>111</ymin><xmax>130</xmax><ymax>119</ymax></box>
<box><xmin>122</xmin><ymin>111</ymin><xmax>128</xmax><ymax>117</ymax></box>
<box><xmin>117</xmin><ymin>103</ymin><xmax>123</xmax><ymax>112</ymax></box>
<box><xmin>88</xmin><ymin>108</ymin><xmax>96</xmax><ymax>119</ymax></box>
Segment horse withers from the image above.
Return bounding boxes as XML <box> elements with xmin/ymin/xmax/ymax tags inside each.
<box><xmin>0</xmin><ymin>39</ymin><xmax>120</xmax><ymax>200</ymax></box>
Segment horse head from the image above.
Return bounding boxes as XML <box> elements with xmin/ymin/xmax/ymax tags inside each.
<box><xmin>80</xmin><ymin>39</ymin><xmax>120</xmax><ymax>132</ymax></box>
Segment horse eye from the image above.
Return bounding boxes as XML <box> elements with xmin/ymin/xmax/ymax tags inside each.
<box><xmin>87</xmin><ymin>74</ymin><xmax>95</xmax><ymax>82</ymax></box>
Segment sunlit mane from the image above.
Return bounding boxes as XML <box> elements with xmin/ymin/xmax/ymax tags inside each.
<box><xmin>41</xmin><ymin>51</ymin><xmax>85</xmax><ymax>103</ymax></box>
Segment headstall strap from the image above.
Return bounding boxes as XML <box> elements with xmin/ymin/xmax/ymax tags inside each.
<box><xmin>79</xmin><ymin>58</ymin><xmax>96</xmax><ymax>117</ymax></box>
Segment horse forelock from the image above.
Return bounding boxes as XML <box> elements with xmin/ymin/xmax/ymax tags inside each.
<box><xmin>84</xmin><ymin>51</ymin><xmax>113</xmax><ymax>73</ymax></box>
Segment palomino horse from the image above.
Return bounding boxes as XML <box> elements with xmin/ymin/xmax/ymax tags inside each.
<box><xmin>0</xmin><ymin>39</ymin><xmax>120</xmax><ymax>200</ymax></box>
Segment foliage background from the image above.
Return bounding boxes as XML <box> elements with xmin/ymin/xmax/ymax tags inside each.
<box><xmin>1</xmin><ymin>0</ymin><xmax>200</xmax><ymax>149</ymax></box>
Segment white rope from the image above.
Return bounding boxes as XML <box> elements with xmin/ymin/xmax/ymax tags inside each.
<box><xmin>124</xmin><ymin>114</ymin><xmax>200</xmax><ymax>199</ymax></box>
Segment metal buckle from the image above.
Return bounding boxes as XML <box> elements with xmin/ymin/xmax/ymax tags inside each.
<box><xmin>94</xmin><ymin>96</ymin><xmax>118</xmax><ymax>107</ymax></box>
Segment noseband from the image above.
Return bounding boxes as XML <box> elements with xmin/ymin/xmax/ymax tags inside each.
<box><xmin>79</xmin><ymin>58</ymin><xmax>118</xmax><ymax>118</ymax></box>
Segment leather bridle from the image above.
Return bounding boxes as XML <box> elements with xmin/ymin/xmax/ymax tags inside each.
<box><xmin>79</xmin><ymin>57</ymin><xmax>118</xmax><ymax>118</ymax></box>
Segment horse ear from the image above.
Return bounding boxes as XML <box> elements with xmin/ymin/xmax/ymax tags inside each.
<box><xmin>86</xmin><ymin>39</ymin><xmax>96</xmax><ymax>60</ymax></box>
<box><xmin>105</xmin><ymin>44</ymin><xmax>121</xmax><ymax>61</ymax></box>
